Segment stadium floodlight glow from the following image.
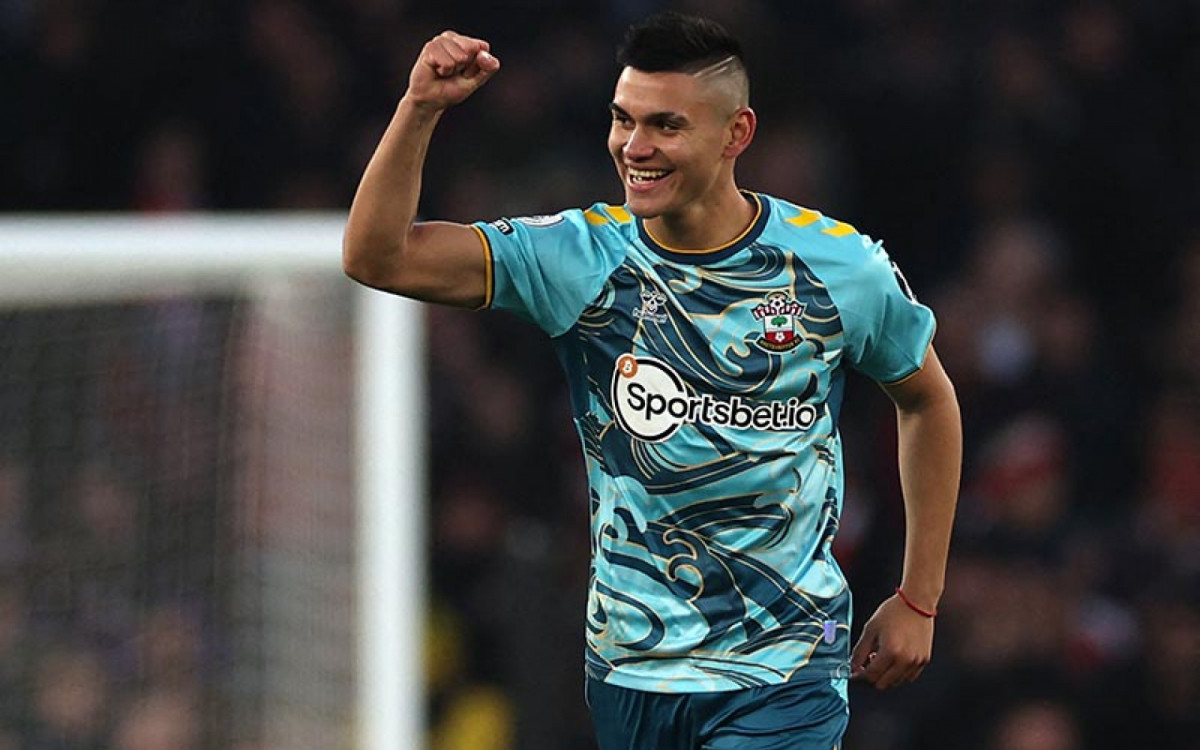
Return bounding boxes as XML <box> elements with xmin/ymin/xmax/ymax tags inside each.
<box><xmin>0</xmin><ymin>213</ymin><xmax>426</xmax><ymax>750</ymax></box>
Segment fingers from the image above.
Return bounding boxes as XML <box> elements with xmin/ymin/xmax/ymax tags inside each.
<box><xmin>849</xmin><ymin>629</ymin><xmax>877</xmax><ymax>680</ymax></box>
<box><xmin>856</xmin><ymin>647</ymin><xmax>928</xmax><ymax>689</ymax></box>
<box><xmin>848</xmin><ymin>596</ymin><xmax>936</xmax><ymax>690</ymax></box>
<box><xmin>424</xmin><ymin>31</ymin><xmax>496</xmax><ymax>79</ymax></box>
<box><xmin>463</xmin><ymin>50</ymin><xmax>500</xmax><ymax>81</ymax></box>
<box><xmin>849</xmin><ymin>622</ymin><xmax>931</xmax><ymax>689</ymax></box>
<box><xmin>852</xmin><ymin>641</ymin><xmax>931</xmax><ymax>689</ymax></box>
<box><xmin>407</xmin><ymin>30</ymin><xmax>500</xmax><ymax>110</ymax></box>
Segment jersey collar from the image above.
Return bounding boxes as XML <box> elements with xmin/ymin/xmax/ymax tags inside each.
<box><xmin>635</xmin><ymin>191</ymin><xmax>769</xmax><ymax>265</ymax></box>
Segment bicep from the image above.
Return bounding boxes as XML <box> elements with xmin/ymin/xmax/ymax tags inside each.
<box><xmin>348</xmin><ymin>220</ymin><xmax>489</xmax><ymax>309</ymax></box>
<box><xmin>404</xmin><ymin>221</ymin><xmax>490</xmax><ymax>308</ymax></box>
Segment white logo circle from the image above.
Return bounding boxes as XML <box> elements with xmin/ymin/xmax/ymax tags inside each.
<box><xmin>611</xmin><ymin>354</ymin><xmax>688</xmax><ymax>442</ymax></box>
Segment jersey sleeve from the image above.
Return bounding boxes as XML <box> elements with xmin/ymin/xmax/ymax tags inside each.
<box><xmin>473</xmin><ymin>209</ymin><xmax>620</xmax><ymax>337</ymax></box>
<box><xmin>835</xmin><ymin>237</ymin><xmax>936</xmax><ymax>383</ymax></box>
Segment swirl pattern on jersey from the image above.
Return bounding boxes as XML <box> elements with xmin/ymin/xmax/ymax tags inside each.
<box><xmin>570</xmin><ymin>241</ymin><xmax>851</xmax><ymax>688</ymax></box>
<box><xmin>576</xmin><ymin>243</ymin><xmax>842</xmax><ymax>483</ymax></box>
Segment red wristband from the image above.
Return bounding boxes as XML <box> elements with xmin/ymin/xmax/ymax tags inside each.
<box><xmin>895</xmin><ymin>587</ymin><xmax>937</xmax><ymax>618</ymax></box>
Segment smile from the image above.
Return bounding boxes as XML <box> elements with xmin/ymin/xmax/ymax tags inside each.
<box><xmin>627</xmin><ymin>167</ymin><xmax>672</xmax><ymax>184</ymax></box>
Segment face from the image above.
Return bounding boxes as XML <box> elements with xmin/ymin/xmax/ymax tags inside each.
<box><xmin>608</xmin><ymin>67</ymin><xmax>746</xmax><ymax>220</ymax></box>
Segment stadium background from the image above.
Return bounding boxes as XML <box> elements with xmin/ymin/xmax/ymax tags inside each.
<box><xmin>2</xmin><ymin>1</ymin><xmax>1198</xmax><ymax>749</ymax></box>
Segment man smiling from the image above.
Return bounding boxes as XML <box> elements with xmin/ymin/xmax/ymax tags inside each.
<box><xmin>344</xmin><ymin>11</ymin><xmax>962</xmax><ymax>749</ymax></box>
<box><xmin>606</xmin><ymin>52</ymin><xmax>754</xmax><ymax>244</ymax></box>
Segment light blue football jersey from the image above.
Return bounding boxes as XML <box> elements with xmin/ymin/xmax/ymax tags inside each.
<box><xmin>473</xmin><ymin>192</ymin><xmax>935</xmax><ymax>694</ymax></box>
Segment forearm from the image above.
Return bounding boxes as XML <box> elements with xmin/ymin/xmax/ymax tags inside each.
<box><xmin>895</xmin><ymin>388</ymin><xmax>962</xmax><ymax>610</ymax></box>
<box><xmin>343</xmin><ymin>97</ymin><xmax>442</xmax><ymax>285</ymax></box>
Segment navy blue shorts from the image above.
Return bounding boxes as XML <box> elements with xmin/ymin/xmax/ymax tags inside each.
<box><xmin>586</xmin><ymin>677</ymin><xmax>848</xmax><ymax>750</ymax></box>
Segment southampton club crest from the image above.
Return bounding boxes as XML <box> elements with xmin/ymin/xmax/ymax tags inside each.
<box><xmin>752</xmin><ymin>291</ymin><xmax>806</xmax><ymax>353</ymax></box>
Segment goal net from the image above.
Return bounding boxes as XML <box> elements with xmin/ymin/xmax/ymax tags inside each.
<box><xmin>0</xmin><ymin>215</ymin><xmax>424</xmax><ymax>750</ymax></box>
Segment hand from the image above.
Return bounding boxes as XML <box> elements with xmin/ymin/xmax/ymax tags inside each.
<box><xmin>406</xmin><ymin>31</ymin><xmax>501</xmax><ymax>113</ymax></box>
<box><xmin>849</xmin><ymin>593</ymin><xmax>934</xmax><ymax>689</ymax></box>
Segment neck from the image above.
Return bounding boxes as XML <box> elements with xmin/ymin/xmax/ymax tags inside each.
<box><xmin>644</xmin><ymin>185</ymin><xmax>755</xmax><ymax>251</ymax></box>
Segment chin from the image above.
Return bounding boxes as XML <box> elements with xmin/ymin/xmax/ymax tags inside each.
<box><xmin>626</xmin><ymin>203</ymin><xmax>660</xmax><ymax>219</ymax></box>
<box><xmin>623</xmin><ymin>192</ymin><xmax>667</xmax><ymax>219</ymax></box>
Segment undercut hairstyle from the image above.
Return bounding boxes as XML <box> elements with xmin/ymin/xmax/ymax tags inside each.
<box><xmin>617</xmin><ymin>12</ymin><xmax>750</xmax><ymax>107</ymax></box>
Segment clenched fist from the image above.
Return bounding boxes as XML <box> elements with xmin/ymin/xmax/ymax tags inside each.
<box><xmin>406</xmin><ymin>31</ymin><xmax>501</xmax><ymax>112</ymax></box>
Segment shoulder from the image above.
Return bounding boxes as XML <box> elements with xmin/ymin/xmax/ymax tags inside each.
<box><xmin>485</xmin><ymin>203</ymin><xmax>635</xmax><ymax>241</ymax></box>
<box><xmin>759</xmin><ymin>193</ymin><xmax>879</xmax><ymax>259</ymax></box>
<box><xmin>580</xmin><ymin>202</ymin><xmax>638</xmax><ymax>237</ymax></box>
<box><xmin>756</xmin><ymin>193</ymin><xmax>910</xmax><ymax>308</ymax></box>
<box><xmin>476</xmin><ymin>203</ymin><xmax>635</xmax><ymax>259</ymax></box>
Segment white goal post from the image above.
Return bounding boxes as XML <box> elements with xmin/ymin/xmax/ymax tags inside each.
<box><xmin>0</xmin><ymin>214</ymin><xmax>425</xmax><ymax>750</ymax></box>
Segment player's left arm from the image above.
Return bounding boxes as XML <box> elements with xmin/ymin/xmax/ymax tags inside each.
<box><xmin>851</xmin><ymin>344</ymin><xmax>962</xmax><ymax>689</ymax></box>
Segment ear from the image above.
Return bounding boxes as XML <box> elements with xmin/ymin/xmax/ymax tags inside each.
<box><xmin>723</xmin><ymin>107</ymin><xmax>757</xmax><ymax>158</ymax></box>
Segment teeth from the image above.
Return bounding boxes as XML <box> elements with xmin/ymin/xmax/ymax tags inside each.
<box><xmin>629</xmin><ymin>168</ymin><xmax>670</xmax><ymax>183</ymax></box>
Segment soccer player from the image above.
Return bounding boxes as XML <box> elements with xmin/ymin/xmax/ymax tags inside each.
<box><xmin>344</xmin><ymin>12</ymin><xmax>962</xmax><ymax>750</ymax></box>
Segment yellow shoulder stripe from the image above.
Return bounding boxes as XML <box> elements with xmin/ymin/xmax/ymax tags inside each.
<box><xmin>822</xmin><ymin>221</ymin><xmax>858</xmax><ymax>237</ymax></box>
<box><xmin>786</xmin><ymin>208</ymin><xmax>822</xmax><ymax>228</ymax></box>
<box><xmin>786</xmin><ymin>208</ymin><xmax>859</xmax><ymax>238</ymax></box>
<box><xmin>585</xmin><ymin>205</ymin><xmax>633</xmax><ymax>225</ymax></box>
<box><xmin>604</xmin><ymin>205</ymin><xmax>632</xmax><ymax>223</ymax></box>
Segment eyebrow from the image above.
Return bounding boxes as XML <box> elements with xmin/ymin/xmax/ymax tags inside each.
<box><xmin>608</xmin><ymin>103</ymin><xmax>689</xmax><ymax>125</ymax></box>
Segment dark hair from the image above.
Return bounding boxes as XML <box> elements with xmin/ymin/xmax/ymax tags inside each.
<box><xmin>617</xmin><ymin>12</ymin><xmax>745</xmax><ymax>74</ymax></box>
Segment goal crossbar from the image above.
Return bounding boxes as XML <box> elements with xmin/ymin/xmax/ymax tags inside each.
<box><xmin>0</xmin><ymin>213</ymin><xmax>350</xmax><ymax>303</ymax></box>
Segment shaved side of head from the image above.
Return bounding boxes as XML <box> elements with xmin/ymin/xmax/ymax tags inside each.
<box><xmin>692</xmin><ymin>54</ymin><xmax>750</xmax><ymax>116</ymax></box>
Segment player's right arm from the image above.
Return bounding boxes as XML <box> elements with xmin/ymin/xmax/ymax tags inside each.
<box><xmin>343</xmin><ymin>31</ymin><xmax>501</xmax><ymax>308</ymax></box>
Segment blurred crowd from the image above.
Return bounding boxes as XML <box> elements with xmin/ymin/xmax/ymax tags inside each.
<box><xmin>3</xmin><ymin>0</ymin><xmax>1199</xmax><ymax>749</ymax></box>
<box><xmin>0</xmin><ymin>304</ymin><xmax>238</xmax><ymax>750</ymax></box>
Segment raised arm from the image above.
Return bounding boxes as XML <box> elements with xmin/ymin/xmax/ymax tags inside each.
<box><xmin>851</xmin><ymin>345</ymin><xmax>962</xmax><ymax>689</ymax></box>
<box><xmin>343</xmin><ymin>31</ymin><xmax>501</xmax><ymax>308</ymax></box>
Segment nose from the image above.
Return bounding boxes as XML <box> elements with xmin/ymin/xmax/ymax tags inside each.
<box><xmin>623</xmin><ymin>126</ymin><xmax>654</xmax><ymax>161</ymax></box>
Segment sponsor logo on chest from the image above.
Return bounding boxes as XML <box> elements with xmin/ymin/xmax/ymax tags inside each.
<box><xmin>611</xmin><ymin>354</ymin><xmax>819</xmax><ymax>443</ymax></box>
